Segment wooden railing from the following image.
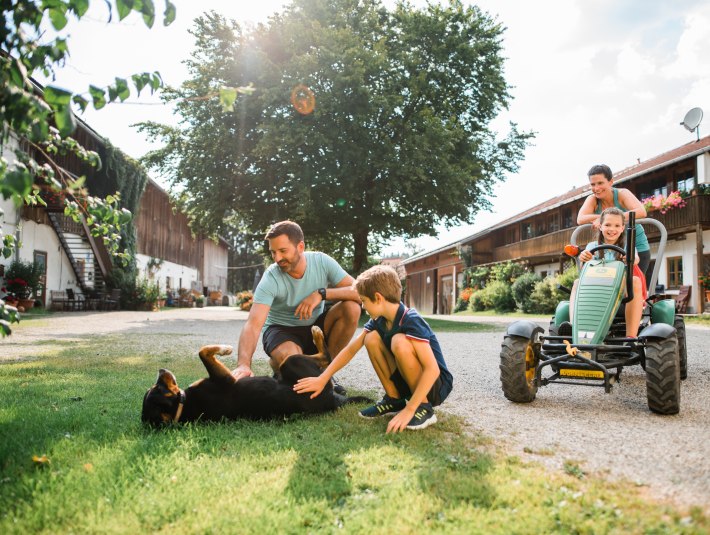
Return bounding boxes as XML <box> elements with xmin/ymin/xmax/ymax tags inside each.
<box><xmin>489</xmin><ymin>195</ymin><xmax>710</xmax><ymax>264</ymax></box>
<box><xmin>643</xmin><ymin>194</ymin><xmax>710</xmax><ymax>237</ymax></box>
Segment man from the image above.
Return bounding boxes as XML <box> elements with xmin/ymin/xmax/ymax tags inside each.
<box><xmin>232</xmin><ymin>221</ymin><xmax>361</xmax><ymax>384</ymax></box>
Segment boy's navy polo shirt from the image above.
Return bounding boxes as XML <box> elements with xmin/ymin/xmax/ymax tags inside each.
<box><xmin>363</xmin><ymin>302</ymin><xmax>454</xmax><ymax>390</ymax></box>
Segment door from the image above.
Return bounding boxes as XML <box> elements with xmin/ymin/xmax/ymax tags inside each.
<box><xmin>439</xmin><ymin>275</ymin><xmax>453</xmax><ymax>315</ymax></box>
<box><xmin>34</xmin><ymin>250</ymin><xmax>47</xmax><ymax>307</ymax></box>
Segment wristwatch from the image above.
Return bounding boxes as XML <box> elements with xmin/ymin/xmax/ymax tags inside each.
<box><xmin>318</xmin><ymin>288</ymin><xmax>327</xmax><ymax>301</ymax></box>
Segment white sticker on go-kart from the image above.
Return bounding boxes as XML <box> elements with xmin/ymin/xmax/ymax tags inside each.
<box><xmin>578</xmin><ymin>331</ymin><xmax>595</xmax><ymax>344</ymax></box>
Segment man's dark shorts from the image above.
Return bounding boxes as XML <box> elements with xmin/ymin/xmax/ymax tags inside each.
<box><xmin>262</xmin><ymin>308</ymin><xmax>329</xmax><ymax>357</ymax></box>
<box><xmin>390</xmin><ymin>368</ymin><xmax>452</xmax><ymax>407</ymax></box>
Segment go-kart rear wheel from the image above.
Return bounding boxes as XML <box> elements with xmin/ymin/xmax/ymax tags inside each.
<box><xmin>645</xmin><ymin>334</ymin><xmax>680</xmax><ymax>415</ymax></box>
<box><xmin>674</xmin><ymin>315</ymin><xmax>687</xmax><ymax>380</ymax></box>
<box><xmin>500</xmin><ymin>335</ymin><xmax>539</xmax><ymax>402</ymax></box>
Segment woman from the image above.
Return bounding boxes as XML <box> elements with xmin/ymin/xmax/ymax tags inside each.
<box><xmin>577</xmin><ymin>164</ymin><xmax>650</xmax><ymax>281</ymax></box>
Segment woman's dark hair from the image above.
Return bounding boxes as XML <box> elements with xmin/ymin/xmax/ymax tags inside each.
<box><xmin>587</xmin><ymin>164</ymin><xmax>613</xmax><ymax>180</ymax></box>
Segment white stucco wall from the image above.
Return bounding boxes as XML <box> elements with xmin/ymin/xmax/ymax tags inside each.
<box><xmin>533</xmin><ymin>263</ymin><xmax>560</xmax><ymax>278</ymax></box>
<box><xmin>135</xmin><ymin>253</ymin><xmax>199</xmax><ymax>294</ymax></box>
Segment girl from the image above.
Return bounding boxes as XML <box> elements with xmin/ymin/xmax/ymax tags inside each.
<box><xmin>575</xmin><ymin>207</ymin><xmax>646</xmax><ymax>338</ymax></box>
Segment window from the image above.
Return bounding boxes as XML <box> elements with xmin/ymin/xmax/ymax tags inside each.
<box><xmin>522</xmin><ymin>222</ymin><xmax>533</xmax><ymax>240</ymax></box>
<box><xmin>549</xmin><ymin>213</ymin><xmax>560</xmax><ymax>233</ymax></box>
<box><xmin>676</xmin><ymin>171</ymin><xmax>694</xmax><ymax>194</ymax></box>
<box><xmin>667</xmin><ymin>256</ymin><xmax>683</xmax><ymax>289</ymax></box>
<box><xmin>535</xmin><ymin>217</ymin><xmax>547</xmax><ymax>237</ymax></box>
<box><xmin>562</xmin><ymin>208</ymin><xmax>574</xmax><ymax>229</ymax></box>
<box><xmin>638</xmin><ymin>175</ymin><xmax>669</xmax><ymax>200</ymax></box>
<box><xmin>505</xmin><ymin>226</ymin><xmax>518</xmax><ymax>244</ymax></box>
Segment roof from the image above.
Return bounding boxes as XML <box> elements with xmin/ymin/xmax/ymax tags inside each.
<box><xmin>403</xmin><ymin>135</ymin><xmax>710</xmax><ymax>265</ymax></box>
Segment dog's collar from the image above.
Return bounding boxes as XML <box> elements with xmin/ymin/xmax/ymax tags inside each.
<box><xmin>173</xmin><ymin>390</ymin><xmax>186</xmax><ymax>423</ymax></box>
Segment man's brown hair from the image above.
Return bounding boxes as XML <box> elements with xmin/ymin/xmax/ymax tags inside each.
<box><xmin>265</xmin><ymin>220</ymin><xmax>304</xmax><ymax>246</ymax></box>
<box><xmin>355</xmin><ymin>265</ymin><xmax>402</xmax><ymax>303</ymax></box>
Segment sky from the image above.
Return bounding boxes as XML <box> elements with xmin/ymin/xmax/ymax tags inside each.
<box><xmin>37</xmin><ymin>0</ymin><xmax>710</xmax><ymax>256</ymax></box>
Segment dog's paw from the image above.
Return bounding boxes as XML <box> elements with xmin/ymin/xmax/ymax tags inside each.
<box><xmin>198</xmin><ymin>345</ymin><xmax>233</xmax><ymax>359</ymax></box>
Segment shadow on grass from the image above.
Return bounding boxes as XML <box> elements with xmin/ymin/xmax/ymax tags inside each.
<box><xmin>0</xmin><ymin>336</ymin><xmax>496</xmax><ymax>533</ymax></box>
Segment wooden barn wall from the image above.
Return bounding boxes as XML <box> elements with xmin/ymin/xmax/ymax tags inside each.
<box><xmin>200</xmin><ymin>239</ymin><xmax>228</xmax><ymax>293</ymax></box>
<box><xmin>135</xmin><ymin>182</ymin><xmax>199</xmax><ymax>268</ymax></box>
<box><xmin>406</xmin><ymin>270</ymin><xmax>436</xmax><ymax>314</ymax></box>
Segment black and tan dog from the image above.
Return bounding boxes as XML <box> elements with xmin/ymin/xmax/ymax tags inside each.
<box><xmin>142</xmin><ymin>326</ymin><xmax>364</xmax><ymax>427</ymax></box>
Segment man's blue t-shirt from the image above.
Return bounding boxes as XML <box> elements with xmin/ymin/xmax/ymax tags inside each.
<box><xmin>253</xmin><ymin>251</ymin><xmax>348</xmax><ymax>328</ymax></box>
<box><xmin>363</xmin><ymin>303</ymin><xmax>454</xmax><ymax>394</ymax></box>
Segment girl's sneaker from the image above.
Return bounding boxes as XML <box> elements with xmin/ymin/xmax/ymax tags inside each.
<box><xmin>406</xmin><ymin>403</ymin><xmax>437</xmax><ymax>430</ymax></box>
<box><xmin>359</xmin><ymin>394</ymin><xmax>406</xmax><ymax>418</ymax></box>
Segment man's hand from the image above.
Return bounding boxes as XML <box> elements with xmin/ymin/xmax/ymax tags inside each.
<box><xmin>294</xmin><ymin>291</ymin><xmax>322</xmax><ymax>320</ymax></box>
<box><xmin>232</xmin><ymin>364</ymin><xmax>254</xmax><ymax>381</ymax></box>
<box><xmin>293</xmin><ymin>376</ymin><xmax>327</xmax><ymax>399</ymax></box>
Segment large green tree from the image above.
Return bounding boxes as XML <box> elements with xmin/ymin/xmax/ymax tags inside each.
<box><xmin>141</xmin><ymin>0</ymin><xmax>533</xmax><ymax>272</ymax></box>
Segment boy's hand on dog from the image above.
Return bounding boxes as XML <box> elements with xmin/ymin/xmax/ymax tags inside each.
<box><xmin>293</xmin><ymin>376</ymin><xmax>326</xmax><ymax>399</ymax></box>
<box><xmin>232</xmin><ymin>364</ymin><xmax>254</xmax><ymax>381</ymax></box>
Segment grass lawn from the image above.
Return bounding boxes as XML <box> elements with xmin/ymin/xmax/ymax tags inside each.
<box><xmin>0</xmin><ymin>331</ymin><xmax>707</xmax><ymax>534</ymax></box>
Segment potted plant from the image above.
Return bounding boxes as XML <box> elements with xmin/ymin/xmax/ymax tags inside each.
<box><xmin>699</xmin><ymin>273</ymin><xmax>710</xmax><ymax>301</ymax></box>
<box><xmin>3</xmin><ymin>260</ymin><xmax>42</xmax><ymax>310</ymax></box>
<box><xmin>195</xmin><ymin>295</ymin><xmax>205</xmax><ymax>308</ymax></box>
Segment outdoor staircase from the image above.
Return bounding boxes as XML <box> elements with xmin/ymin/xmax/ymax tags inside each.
<box><xmin>46</xmin><ymin>212</ymin><xmax>112</xmax><ymax>294</ymax></box>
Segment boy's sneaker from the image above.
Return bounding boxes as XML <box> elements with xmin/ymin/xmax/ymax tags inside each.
<box><xmin>359</xmin><ymin>394</ymin><xmax>406</xmax><ymax>418</ymax></box>
<box><xmin>406</xmin><ymin>403</ymin><xmax>437</xmax><ymax>430</ymax></box>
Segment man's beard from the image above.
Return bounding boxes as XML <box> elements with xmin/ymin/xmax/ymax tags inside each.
<box><xmin>278</xmin><ymin>253</ymin><xmax>300</xmax><ymax>273</ymax></box>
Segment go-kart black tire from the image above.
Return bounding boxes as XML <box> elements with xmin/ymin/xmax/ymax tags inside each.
<box><xmin>645</xmin><ymin>335</ymin><xmax>680</xmax><ymax>415</ymax></box>
<box><xmin>500</xmin><ymin>335</ymin><xmax>539</xmax><ymax>403</ymax></box>
<box><xmin>674</xmin><ymin>315</ymin><xmax>687</xmax><ymax>380</ymax></box>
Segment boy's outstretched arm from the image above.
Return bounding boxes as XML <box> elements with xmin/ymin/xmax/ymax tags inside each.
<box><xmin>293</xmin><ymin>330</ymin><xmax>367</xmax><ymax>398</ymax></box>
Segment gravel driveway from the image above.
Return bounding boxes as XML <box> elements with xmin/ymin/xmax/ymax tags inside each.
<box><xmin>4</xmin><ymin>307</ymin><xmax>709</xmax><ymax>512</ymax></box>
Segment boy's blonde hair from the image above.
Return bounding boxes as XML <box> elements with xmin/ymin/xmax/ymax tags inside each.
<box><xmin>355</xmin><ymin>265</ymin><xmax>402</xmax><ymax>303</ymax></box>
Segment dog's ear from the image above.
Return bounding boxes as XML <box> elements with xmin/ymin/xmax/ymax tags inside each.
<box><xmin>156</xmin><ymin>368</ymin><xmax>180</xmax><ymax>395</ymax></box>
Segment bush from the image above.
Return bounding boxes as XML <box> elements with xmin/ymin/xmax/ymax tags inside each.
<box><xmin>468</xmin><ymin>289</ymin><xmax>489</xmax><ymax>312</ymax></box>
<box><xmin>464</xmin><ymin>266</ymin><xmax>490</xmax><ymax>289</ymax></box>
<box><xmin>490</xmin><ymin>261</ymin><xmax>527</xmax><ymax>284</ymax></box>
<box><xmin>454</xmin><ymin>287</ymin><xmax>474</xmax><ymax>313</ymax></box>
<box><xmin>236</xmin><ymin>290</ymin><xmax>254</xmax><ymax>311</ymax></box>
<box><xmin>512</xmin><ymin>272</ymin><xmax>542</xmax><ymax>313</ymax></box>
<box><xmin>486</xmin><ymin>280</ymin><xmax>516</xmax><ymax>312</ymax></box>
<box><xmin>529</xmin><ymin>277</ymin><xmax>559</xmax><ymax>314</ymax></box>
<box><xmin>4</xmin><ymin>259</ymin><xmax>42</xmax><ymax>299</ymax></box>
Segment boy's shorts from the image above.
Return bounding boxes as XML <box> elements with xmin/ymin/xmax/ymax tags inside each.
<box><xmin>390</xmin><ymin>368</ymin><xmax>452</xmax><ymax>407</ymax></box>
<box><xmin>262</xmin><ymin>308</ymin><xmax>329</xmax><ymax>356</ymax></box>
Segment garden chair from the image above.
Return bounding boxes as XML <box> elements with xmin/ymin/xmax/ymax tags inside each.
<box><xmin>102</xmin><ymin>288</ymin><xmax>121</xmax><ymax>311</ymax></box>
<box><xmin>65</xmin><ymin>288</ymin><xmax>86</xmax><ymax>311</ymax></box>
<box><xmin>50</xmin><ymin>290</ymin><xmax>68</xmax><ymax>311</ymax></box>
<box><xmin>673</xmin><ymin>285</ymin><xmax>691</xmax><ymax>314</ymax></box>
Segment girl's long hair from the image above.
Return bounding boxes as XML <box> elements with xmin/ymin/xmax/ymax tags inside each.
<box><xmin>595</xmin><ymin>207</ymin><xmax>626</xmax><ymax>260</ymax></box>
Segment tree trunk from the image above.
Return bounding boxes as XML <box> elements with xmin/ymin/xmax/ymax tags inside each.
<box><xmin>352</xmin><ymin>228</ymin><xmax>369</xmax><ymax>274</ymax></box>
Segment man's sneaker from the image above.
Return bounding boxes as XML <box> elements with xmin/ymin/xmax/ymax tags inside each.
<box><xmin>332</xmin><ymin>378</ymin><xmax>347</xmax><ymax>396</ymax></box>
<box><xmin>359</xmin><ymin>395</ymin><xmax>406</xmax><ymax>418</ymax></box>
<box><xmin>406</xmin><ymin>403</ymin><xmax>437</xmax><ymax>430</ymax></box>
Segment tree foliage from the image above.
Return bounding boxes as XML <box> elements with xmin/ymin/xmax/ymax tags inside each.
<box><xmin>140</xmin><ymin>0</ymin><xmax>533</xmax><ymax>272</ymax></box>
<box><xmin>0</xmin><ymin>0</ymin><xmax>175</xmax><ymax>334</ymax></box>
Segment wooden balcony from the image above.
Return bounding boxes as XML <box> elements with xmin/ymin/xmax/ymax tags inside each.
<box><xmin>643</xmin><ymin>194</ymin><xmax>710</xmax><ymax>238</ymax></box>
<box><xmin>489</xmin><ymin>195</ymin><xmax>710</xmax><ymax>264</ymax></box>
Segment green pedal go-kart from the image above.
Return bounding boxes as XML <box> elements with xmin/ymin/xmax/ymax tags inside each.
<box><xmin>500</xmin><ymin>214</ymin><xmax>687</xmax><ymax>415</ymax></box>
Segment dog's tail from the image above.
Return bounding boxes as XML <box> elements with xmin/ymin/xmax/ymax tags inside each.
<box><xmin>309</xmin><ymin>325</ymin><xmax>331</xmax><ymax>368</ymax></box>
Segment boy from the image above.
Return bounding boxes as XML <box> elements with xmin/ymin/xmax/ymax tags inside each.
<box><xmin>293</xmin><ymin>265</ymin><xmax>453</xmax><ymax>432</ymax></box>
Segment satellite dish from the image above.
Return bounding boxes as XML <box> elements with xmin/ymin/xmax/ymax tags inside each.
<box><xmin>680</xmin><ymin>107</ymin><xmax>703</xmax><ymax>140</ymax></box>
